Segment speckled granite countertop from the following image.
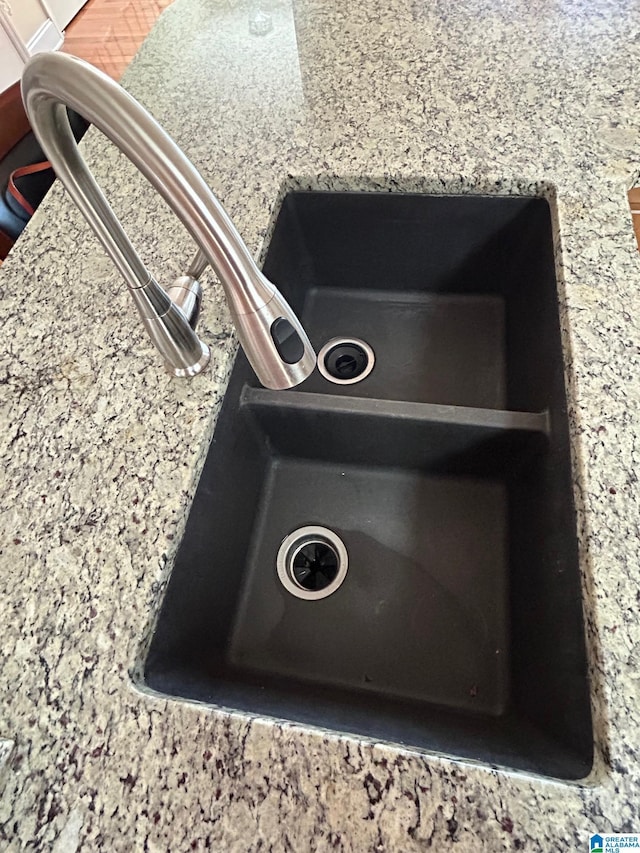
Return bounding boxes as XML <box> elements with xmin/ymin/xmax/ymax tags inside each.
<box><xmin>1</xmin><ymin>0</ymin><xmax>640</xmax><ymax>848</ymax></box>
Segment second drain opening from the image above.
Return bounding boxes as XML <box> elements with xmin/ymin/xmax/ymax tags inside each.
<box><xmin>277</xmin><ymin>526</ymin><xmax>348</xmax><ymax>600</ymax></box>
<box><xmin>291</xmin><ymin>540</ymin><xmax>339</xmax><ymax>591</ymax></box>
<box><xmin>317</xmin><ymin>337</ymin><xmax>375</xmax><ymax>385</ymax></box>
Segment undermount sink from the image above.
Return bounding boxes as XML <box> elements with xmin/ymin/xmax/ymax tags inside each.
<box><xmin>142</xmin><ymin>191</ymin><xmax>593</xmax><ymax>780</ymax></box>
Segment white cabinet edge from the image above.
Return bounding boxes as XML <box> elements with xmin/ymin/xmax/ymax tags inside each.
<box><xmin>0</xmin><ymin>9</ymin><xmax>64</xmax><ymax>90</ymax></box>
<box><xmin>0</xmin><ymin>26</ymin><xmax>26</xmax><ymax>90</ymax></box>
<box><xmin>27</xmin><ymin>17</ymin><xmax>63</xmax><ymax>54</ymax></box>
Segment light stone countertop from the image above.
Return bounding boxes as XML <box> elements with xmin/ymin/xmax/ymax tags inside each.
<box><xmin>1</xmin><ymin>0</ymin><xmax>640</xmax><ymax>849</ymax></box>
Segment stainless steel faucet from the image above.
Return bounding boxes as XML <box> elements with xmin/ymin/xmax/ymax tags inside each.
<box><xmin>21</xmin><ymin>52</ymin><xmax>316</xmax><ymax>389</ymax></box>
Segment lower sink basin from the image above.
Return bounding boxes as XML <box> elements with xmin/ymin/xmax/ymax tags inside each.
<box><xmin>142</xmin><ymin>191</ymin><xmax>593</xmax><ymax>780</ymax></box>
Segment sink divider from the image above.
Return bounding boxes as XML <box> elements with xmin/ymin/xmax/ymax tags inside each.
<box><xmin>241</xmin><ymin>387</ymin><xmax>549</xmax><ymax>434</ymax></box>
<box><xmin>240</xmin><ymin>387</ymin><xmax>549</xmax><ymax>476</ymax></box>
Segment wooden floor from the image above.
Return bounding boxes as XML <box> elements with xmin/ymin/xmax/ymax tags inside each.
<box><xmin>62</xmin><ymin>0</ymin><xmax>174</xmax><ymax>80</ymax></box>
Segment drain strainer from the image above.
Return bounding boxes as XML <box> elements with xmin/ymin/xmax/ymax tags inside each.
<box><xmin>277</xmin><ymin>526</ymin><xmax>348</xmax><ymax>600</ymax></box>
<box><xmin>317</xmin><ymin>337</ymin><xmax>375</xmax><ymax>385</ymax></box>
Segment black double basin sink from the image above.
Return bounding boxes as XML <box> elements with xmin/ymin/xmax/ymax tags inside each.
<box><xmin>143</xmin><ymin>191</ymin><xmax>593</xmax><ymax>780</ymax></box>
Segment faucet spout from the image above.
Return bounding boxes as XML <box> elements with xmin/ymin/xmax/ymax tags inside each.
<box><xmin>21</xmin><ymin>52</ymin><xmax>316</xmax><ymax>389</ymax></box>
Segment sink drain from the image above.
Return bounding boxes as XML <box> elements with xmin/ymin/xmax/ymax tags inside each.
<box><xmin>277</xmin><ymin>526</ymin><xmax>348</xmax><ymax>600</ymax></box>
<box><xmin>317</xmin><ymin>337</ymin><xmax>375</xmax><ymax>385</ymax></box>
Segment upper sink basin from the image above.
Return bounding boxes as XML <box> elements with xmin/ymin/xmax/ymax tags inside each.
<box><xmin>142</xmin><ymin>192</ymin><xmax>592</xmax><ymax>780</ymax></box>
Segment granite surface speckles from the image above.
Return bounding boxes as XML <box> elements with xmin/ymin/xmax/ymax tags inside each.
<box><xmin>1</xmin><ymin>0</ymin><xmax>640</xmax><ymax>848</ymax></box>
<box><xmin>0</xmin><ymin>740</ymin><xmax>14</xmax><ymax>779</ymax></box>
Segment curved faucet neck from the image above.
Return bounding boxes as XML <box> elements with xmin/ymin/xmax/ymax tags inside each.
<box><xmin>21</xmin><ymin>52</ymin><xmax>315</xmax><ymax>388</ymax></box>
